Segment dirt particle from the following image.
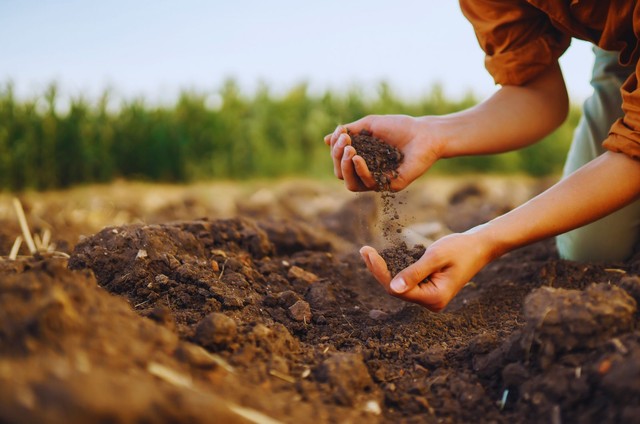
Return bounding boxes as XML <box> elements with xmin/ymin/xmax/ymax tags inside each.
<box><xmin>194</xmin><ymin>312</ymin><xmax>237</xmax><ymax>349</ymax></box>
<box><xmin>316</xmin><ymin>352</ymin><xmax>375</xmax><ymax>406</ymax></box>
<box><xmin>368</xmin><ymin>309</ymin><xmax>389</xmax><ymax>320</ymax></box>
<box><xmin>287</xmin><ymin>266</ymin><xmax>319</xmax><ymax>285</ymax></box>
<box><xmin>288</xmin><ymin>300</ymin><xmax>312</xmax><ymax>322</ymax></box>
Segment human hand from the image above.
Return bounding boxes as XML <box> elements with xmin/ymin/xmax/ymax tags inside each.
<box><xmin>359</xmin><ymin>231</ymin><xmax>494</xmax><ymax>312</ymax></box>
<box><xmin>323</xmin><ymin>115</ymin><xmax>441</xmax><ymax>192</ymax></box>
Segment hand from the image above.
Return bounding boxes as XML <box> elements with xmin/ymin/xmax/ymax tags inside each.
<box><xmin>359</xmin><ymin>231</ymin><xmax>494</xmax><ymax>312</ymax></box>
<box><xmin>323</xmin><ymin>115</ymin><xmax>441</xmax><ymax>192</ymax></box>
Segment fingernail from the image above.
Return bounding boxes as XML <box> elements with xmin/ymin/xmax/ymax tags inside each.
<box><xmin>390</xmin><ymin>277</ymin><xmax>408</xmax><ymax>293</ymax></box>
<box><xmin>359</xmin><ymin>249</ymin><xmax>370</xmax><ymax>265</ymax></box>
<box><xmin>344</xmin><ymin>146</ymin><xmax>354</xmax><ymax>159</ymax></box>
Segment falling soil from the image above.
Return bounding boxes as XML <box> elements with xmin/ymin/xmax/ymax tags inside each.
<box><xmin>349</xmin><ymin>129</ymin><xmax>407</xmax><ymax>249</ymax></box>
<box><xmin>1</xmin><ymin>181</ymin><xmax>640</xmax><ymax>423</ymax></box>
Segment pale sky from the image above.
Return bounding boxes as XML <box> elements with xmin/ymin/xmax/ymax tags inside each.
<box><xmin>0</xmin><ymin>0</ymin><xmax>595</xmax><ymax>105</ymax></box>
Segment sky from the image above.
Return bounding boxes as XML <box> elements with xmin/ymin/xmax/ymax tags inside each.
<box><xmin>0</xmin><ymin>0</ymin><xmax>595</xmax><ymax>105</ymax></box>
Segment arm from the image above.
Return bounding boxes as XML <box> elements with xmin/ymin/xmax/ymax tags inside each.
<box><xmin>361</xmin><ymin>151</ymin><xmax>640</xmax><ymax>311</ymax></box>
<box><xmin>325</xmin><ymin>62</ymin><xmax>569</xmax><ymax>191</ymax></box>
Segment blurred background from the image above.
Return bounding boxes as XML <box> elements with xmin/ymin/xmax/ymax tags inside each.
<box><xmin>0</xmin><ymin>0</ymin><xmax>593</xmax><ymax>191</ymax></box>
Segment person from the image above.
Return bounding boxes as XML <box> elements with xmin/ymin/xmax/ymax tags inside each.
<box><xmin>324</xmin><ymin>1</ymin><xmax>640</xmax><ymax>312</ymax></box>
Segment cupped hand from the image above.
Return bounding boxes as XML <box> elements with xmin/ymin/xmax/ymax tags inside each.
<box><xmin>323</xmin><ymin>115</ymin><xmax>441</xmax><ymax>192</ymax></box>
<box><xmin>359</xmin><ymin>232</ymin><xmax>494</xmax><ymax>312</ymax></box>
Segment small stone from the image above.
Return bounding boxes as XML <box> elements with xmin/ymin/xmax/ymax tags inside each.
<box><xmin>155</xmin><ymin>274</ymin><xmax>170</xmax><ymax>285</ymax></box>
<box><xmin>364</xmin><ymin>400</ymin><xmax>382</xmax><ymax>415</ymax></box>
<box><xmin>211</xmin><ymin>249</ymin><xmax>227</xmax><ymax>258</ymax></box>
<box><xmin>288</xmin><ymin>300</ymin><xmax>312</xmax><ymax>322</ymax></box>
<box><xmin>288</xmin><ymin>266</ymin><xmax>319</xmax><ymax>284</ymax></box>
<box><xmin>368</xmin><ymin>309</ymin><xmax>389</xmax><ymax>320</ymax></box>
<box><xmin>210</xmin><ymin>260</ymin><xmax>220</xmax><ymax>272</ymax></box>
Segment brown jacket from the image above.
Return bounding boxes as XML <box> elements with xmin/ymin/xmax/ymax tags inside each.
<box><xmin>460</xmin><ymin>0</ymin><xmax>640</xmax><ymax>159</ymax></box>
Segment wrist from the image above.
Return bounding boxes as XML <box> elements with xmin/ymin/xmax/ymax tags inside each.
<box><xmin>415</xmin><ymin>115</ymin><xmax>465</xmax><ymax>159</ymax></box>
<box><xmin>465</xmin><ymin>221</ymin><xmax>513</xmax><ymax>263</ymax></box>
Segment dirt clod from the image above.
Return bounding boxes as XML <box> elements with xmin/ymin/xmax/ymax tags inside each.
<box><xmin>288</xmin><ymin>300</ymin><xmax>312</xmax><ymax>322</ymax></box>
<box><xmin>316</xmin><ymin>352</ymin><xmax>377</xmax><ymax>406</ymax></box>
<box><xmin>194</xmin><ymin>312</ymin><xmax>238</xmax><ymax>349</ymax></box>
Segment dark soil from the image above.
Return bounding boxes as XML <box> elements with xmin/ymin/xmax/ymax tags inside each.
<box><xmin>349</xmin><ymin>129</ymin><xmax>403</xmax><ymax>192</ymax></box>
<box><xmin>380</xmin><ymin>242</ymin><xmax>425</xmax><ymax>278</ymax></box>
<box><xmin>1</xmin><ymin>182</ymin><xmax>640</xmax><ymax>423</ymax></box>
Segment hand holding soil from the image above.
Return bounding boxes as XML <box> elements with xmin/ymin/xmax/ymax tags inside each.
<box><xmin>325</xmin><ymin>119</ymin><xmax>487</xmax><ymax>312</ymax></box>
<box><xmin>323</xmin><ymin>115</ymin><xmax>439</xmax><ymax>192</ymax></box>
<box><xmin>361</xmin><ymin>232</ymin><xmax>493</xmax><ymax>312</ymax></box>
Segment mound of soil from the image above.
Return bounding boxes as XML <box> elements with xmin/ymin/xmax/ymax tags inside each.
<box><xmin>1</xmin><ymin>182</ymin><xmax>640</xmax><ymax>423</ymax></box>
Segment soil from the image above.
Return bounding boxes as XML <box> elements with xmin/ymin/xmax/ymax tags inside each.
<box><xmin>380</xmin><ymin>242</ymin><xmax>425</xmax><ymax>278</ymax></box>
<box><xmin>1</xmin><ymin>179</ymin><xmax>639</xmax><ymax>423</ymax></box>
<box><xmin>349</xmin><ymin>129</ymin><xmax>403</xmax><ymax>192</ymax></box>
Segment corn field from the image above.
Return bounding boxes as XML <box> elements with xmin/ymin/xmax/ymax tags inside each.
<box><xmin>0</xmin><ymin>80</ymin><xmax>581</xmax><ymax>191</ymax></box>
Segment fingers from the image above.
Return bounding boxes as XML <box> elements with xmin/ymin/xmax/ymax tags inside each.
<box><xmin>342</xmin><ymin>147</ymin><xmax>378</xmax><ymax>191</ymax></box>
<box><xmin>360</xmin><ymin>245</ymin><xmax>451</xmax><ymax>311</ymax></box>
<box><xmin>390</xmin><ymin>251</ymin><xmax>452</xmax><ymax>311</ymax></box>
<box><xmin>341</xmin><ymin>147</ymin><xmax>364</xmax><ymax>191</ymax></box>
<box><xmin>359</xmin><ymin>246</ymin><xmax>392</xmax><ymax>284</ymax></box>
<box><xmin>325</xmin><ymin>125</ymin><xmax>347</xmax><ymax>148</ymax></box>
<box><xmin>325</xmin><ymin>119</ymin><xmax>377</xmax><ymax>191</ymax></box>
<box><xmin>324</xmin><ymin>116</ymin><xmax>376</xmax><ymax>147</ymax></box>
<box><xmin>332</xmin><ymin>133</ymin><xmax>350</xmax><ymax>179</ymax></box>
<box><xmin>352</xmin><ymin>156</ymin><xmax>377</xmax><ymax>190</ymax></box>
<box><xmin>390</xmin><ymin>252</ymin><xmax>438</xmax><ymax>295</ymax></box>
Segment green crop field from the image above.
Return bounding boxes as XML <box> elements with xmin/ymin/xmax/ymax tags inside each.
<box><xmin>0</xmin><ymin>80</ymin><xmax>581</xmax><ymax>191</ymax></box>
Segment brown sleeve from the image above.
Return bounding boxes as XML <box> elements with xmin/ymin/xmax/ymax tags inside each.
<box><xmin>603</xmin><ymin>72</ymin><xmax>640</xmax><ymax>160</ymax></box>
<box><xmin>459</xmin><ymin>0</ymin><xmax>571</xmax><ymax>86</ymax></box>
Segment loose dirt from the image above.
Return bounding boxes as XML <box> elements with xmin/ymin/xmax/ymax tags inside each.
<box><xmin>0</xmin><ymin>180</ymin><xmax>639</xmax><ymax>423</ymax></box>
<box><xmin>349</xmin><ymin>129</ymin><xmax>412</xmax><ymax>273</ymax></box>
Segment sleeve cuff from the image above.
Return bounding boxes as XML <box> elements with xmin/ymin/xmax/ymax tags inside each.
<box><xmin>485</xmin><ymin>33</ymin><xmax>570</xmax><ymax>86</ymax></box>
<box><xmin>604</xmin><ymin>119</ymin><xmax>640</xmax><ymax>160</ymax></box>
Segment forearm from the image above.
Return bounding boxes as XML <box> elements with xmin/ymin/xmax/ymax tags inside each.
<box><xmin>428</xmin><ymin>62</ymin><xmax>569</xmax><ymax>158</ymax></box>
<box><xmin>477</xmin><ymin>151</ymin><xmax>640</xmax><ymax>259</ymax></box>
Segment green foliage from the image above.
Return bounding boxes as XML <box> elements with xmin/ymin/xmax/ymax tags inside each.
<box><xmin>0</xmin><ymin>79</ymin><xmax>581</xmax><ymax>191</ymax></box>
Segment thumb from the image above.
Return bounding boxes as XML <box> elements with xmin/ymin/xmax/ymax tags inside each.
<box><xmin>344</xmin><ymin>115</ymin><xmax>376</xmax><ymax>135</ymax></box>
<box><xmin>389</xmin><ymin>251</ymin><xmax>441</xmax><ymax>294</ymax></box>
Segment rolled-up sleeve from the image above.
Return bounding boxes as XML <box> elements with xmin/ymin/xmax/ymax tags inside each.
<box><xmin>459</xmin><ymin>0</ymin><xmax>571</xmax><ymax>86</ymax></box>
<box><xmin>603</xmin><ymin>73</ymin><xmax>640</xmax><ymax>159</ymax></box>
